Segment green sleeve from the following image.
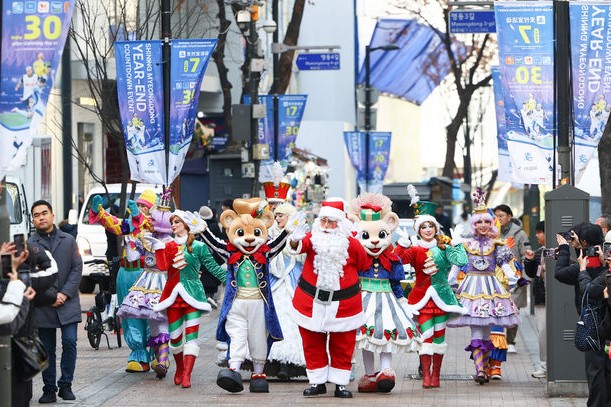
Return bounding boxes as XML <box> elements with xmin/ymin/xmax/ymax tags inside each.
<box><xmin>195</xmin><ymin>242</ymin><xmax>227</xmax><ymax>282</ymax></box>
<box><xmin>445</xmin><ymin>244</ymin><xmax>468</xmax><ymax>267</ymax></box>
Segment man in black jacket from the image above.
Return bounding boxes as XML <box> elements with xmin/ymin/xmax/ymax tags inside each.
<box><xmin>524</xmin><ymin>221</ymin><xmax>546</xmax><ymax>378</ymax></box>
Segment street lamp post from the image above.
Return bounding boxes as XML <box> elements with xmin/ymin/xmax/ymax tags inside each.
<box><xmin>363</xmin><ymin>44</ymin><xmax>399</xmax><ymax>192</ymax></box>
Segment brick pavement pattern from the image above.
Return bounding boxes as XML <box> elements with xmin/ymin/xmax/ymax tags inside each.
<box><xmin>31</xmin><ymin>294</ymin><xmax>587</xmax><ymax>406</ymax></box>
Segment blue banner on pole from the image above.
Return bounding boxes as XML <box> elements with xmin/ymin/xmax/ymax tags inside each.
<box><xmin>491</xmin><ymin>67</ymin><xmax>513</xmax><ymax>183</ymax></box>
<box><xmin>115</xmin><ymin>41</ymin><xmax>166</xmax><ymax>184</ymax></box>
<box><xmin>343</xmin><ymin>131</ymin><xmax>391</xmax><ymax>193</ymax></box>
<box><xmin>257</xmin><ymin>95</ymin><xmax>307</xmax><ymax>182</ymax></box>
<box><xmin>115</xmin><ymin>39</ymin><xmax>216</xmax><ymax>184</ymax></box>
<box><xmin>0</xmin><ymin>0</ymin><xmax>75</xmax><ymax>177</ymax></box>
<box><xmin>495</xmin><ymin>1</ymin><xmax>554</xmax><ymax>185</ymax></box>
<box><xmin>168</xmin><ymin>38</ymin><xmax>217</xmax><ymax>183</ymax></box>
<box><xmin>569</xmin><ymin>2</ymin><xmax>611</xmax><ymax>182</ymax></box>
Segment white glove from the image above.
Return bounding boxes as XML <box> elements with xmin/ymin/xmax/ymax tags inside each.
<box><xmin>397</xmin><ymin>296</ymin><xmax>419</xmax><ymax>318</ymax></box>
<box><xmin>125</xmin><ymin>238</ymin><xmax>142</xmax><ymax>262</ymax></box>
<box><xmin>450</xmin><ymin>224</ymin><xmax>465</xmax><ymax>246</ymax></box>
<box><xmin>288</xmin><ymin>212</ymin><xmax>309</xmax><ymax>242</ymax></box>
<box><xmin>286</xmin><ymin>211</ymin><xmax>306</xmax><ymax>233</ymax></box>
<box><xmin>143</xmin><ymin>235</ymin><xmax>165</xmax><ymax>251</ymax></box>
<box><xmin>395</xmin><ymin>227</ymin><xmax>412</xmax><ymax>248</ymax></box>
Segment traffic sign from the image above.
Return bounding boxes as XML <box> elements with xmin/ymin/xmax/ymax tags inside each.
<box><xmin>449</xmin><ymin>10</ymin><xmax>496</xmax><ymax>34</ymax></box>
<box><xmin>295</xmin><ymin>52</ymin><xmax>340</xmax><ymax>71</ymax></box>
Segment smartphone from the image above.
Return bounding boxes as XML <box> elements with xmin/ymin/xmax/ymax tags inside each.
<box><xmin>541</xmin><ymin>248</ymin><xmax>557</xmax><ymax>259</ymax></box>
<box><xmin>13</xmin><ymin>233</ymin><xmax>25</xmax><ymax>256</ymax></box>
<box><xmin>1</xmin><ymin>254</ymin><xmax>12</xmax><ymax>279</ymax></box>
<box><xmin>18</xmin><ymin>270</ymin><xmax>31</xmax><ymax>286</ymax></box>
<box><xmin>603</xmin><ymin>242</ymin><xmax>611</xmax><ymax>260</ymax></box>
<box><xmin>558</xmin><ymin>231</ymin><xmax>573</xmax><ymax>242</ymax></box>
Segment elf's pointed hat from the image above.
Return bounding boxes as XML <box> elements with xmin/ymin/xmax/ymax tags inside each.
<box><xmin>261</xmin><ymin>162</ymin><xmax>291</xmax><ymax>203</ymax></box>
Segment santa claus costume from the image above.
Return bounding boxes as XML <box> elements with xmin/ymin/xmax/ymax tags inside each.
<box><xmin>289</xmin><ymin>200</ymin><xmax>370</xmax><ymax>399</ymax></box>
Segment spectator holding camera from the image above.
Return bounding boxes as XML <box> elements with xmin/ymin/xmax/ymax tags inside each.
<box><xmin>0</xmin><ymin>242</ymin><xmax>35</xmax><ymax>324</ymax></box>
<box><xmin>555</xmin><ymin>222</ymin><xmax>611</xmax><ymax>407</ymax></box>
<box><xmin>523</xmin><ymin>221</ymin><xmax>547</xmax><ymax>378</ymax></box>
<box><xmin>1</xmin><ymin>242</ymin><xmax>38</xmax><ymax>407</ymax></box>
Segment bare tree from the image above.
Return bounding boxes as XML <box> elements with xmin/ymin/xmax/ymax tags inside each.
<box><xmin>389</xmin><ymin>0</ymin><xmax>496</xmax><ymax>183</ymax></box>
<box><xmin>270</xmin><ymin>0</ymin><xmax>306</xmax><ymax>94</ymax></box>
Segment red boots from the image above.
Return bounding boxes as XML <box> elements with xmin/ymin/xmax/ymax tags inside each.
<box><xmin>182</xmin><ymin>355</ymin><xmax>196</xmax><ymax>388</ymax></box>
<box><xmin>173</xmin><ymin>352</ymin><xmax>184</xmax><ymax>386</ymax></box>
<box><xmin>430</xmin><ymin>354</ymin><xmax>443</xmax><ymax>388</ymax></box>
<box><xmin>420</xmin><ymin>354</ymin><xmax>432</xmax><ymax>388</ymax></box>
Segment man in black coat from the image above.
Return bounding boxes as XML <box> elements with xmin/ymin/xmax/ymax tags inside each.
<box><xmin>28</xmin><ymin>200</ymin><xmax>82</xmax><ymax>404</ymax></box>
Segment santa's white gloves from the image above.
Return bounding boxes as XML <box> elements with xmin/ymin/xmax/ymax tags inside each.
<box><xmin>288</xmin><ymin>211</ymin><xmax>308</xmax><ymax>242</ymax></box>
<box><xmin>143</xmin><ymin>235</ymin><xmax>166</xmax><ymax>251</ymax></box>
<box><xmin>395</xmin><ymin>227</ymin><xmax>412</xmax><ymax>248</ymax></box>
<box><xmin>450</xmin><ymin>224</ymin><xmax>465</xmax><ymax>246</ymax></box>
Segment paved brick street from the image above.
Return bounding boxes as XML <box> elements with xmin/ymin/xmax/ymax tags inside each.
<box><xmin>31</xmin><ymin>293</ymin><xmax>587</xmax><ymax>406</ymax></box>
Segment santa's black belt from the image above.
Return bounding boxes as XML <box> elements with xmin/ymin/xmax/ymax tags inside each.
<box><xmin>298</xmin><ymin>278</ymin><xmax>361</xmax><ymax>305</ymax></box>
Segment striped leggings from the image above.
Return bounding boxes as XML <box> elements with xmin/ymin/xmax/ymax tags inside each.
<box><xmin>167</xmin><ymin>304</ymin><xmax>202</xmax><ymax>357</ymax></box>
<box><xmin>418</xmin><ymin>312</ymin><xmax>449</xmax><ymax>344</ymax></box>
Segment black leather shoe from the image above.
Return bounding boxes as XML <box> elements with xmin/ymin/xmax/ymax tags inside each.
<box><xmin>38</xmin><ymin>391</ymin><xmax>57</xmax><ymax>404</ymax></box>
<box><xmin>303</xmin><ymin>383</ymin><xmax>326</xmax><ymax>396</ymax></box>
<box><xmin>334</xmin><ymin>384</ymin><xmax>353</xmax><ymax>398</ymax></box>
<box><xmin>58</xmin><ymin>386</ymin><xmax>76</xmax><ymax>400</ymax></box>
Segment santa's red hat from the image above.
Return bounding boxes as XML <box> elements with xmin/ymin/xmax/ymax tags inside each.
<box><xmin>318</xmin><ymin>199</ymin><xmax>346</xmax><ymax>220</ymax></box>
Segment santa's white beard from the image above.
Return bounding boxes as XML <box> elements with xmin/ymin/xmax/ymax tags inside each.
<box><xmin>311</xmin><ymin>222</ymin><xmax>350</xmax><ymax>291</ymax></box>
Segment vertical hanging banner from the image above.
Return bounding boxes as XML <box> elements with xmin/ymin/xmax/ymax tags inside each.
<box><xmin>168</xmin><ymin>39</ymin><xmax>217</xmax><ymax>183</ymax></box>
<box><xmin>257</xmin><ymin>94</ymin><xmax>307</xmax><ymax>182</ymax></box>
<box><xmin>0</xmin><ymin>0</ymin><xmax>75</xmax><ymax>179</ymax></box>
<box><xmin>495</xmin><ymin>1</ymin><xmax>554</xmax><ymax>185</ymax></box>
<box><xmin>343</xmin><ymin>131</ymin><xmax>392</xmax><ymax>193</ymax></box>
<box><xmin>569</xmin><ymin>2</ymin><xmax>611</xmax><ymax>182</ymax></box>
<box><xmin>115</xmin><ymin>39</ymin><xmax>217</xmax><ymax>185</ymax></box>
<box><xmin>115</xmin><ymin>41</ymin><xmax>166</xmax><ymax>184</ymax></box>
<box><xmin>491</xmin><ymin>67</ymin><xmax>514</xmax><ymax>183</ymax></box>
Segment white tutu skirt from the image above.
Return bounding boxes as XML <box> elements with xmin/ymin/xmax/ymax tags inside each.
<box><xmin>356</xmin><ymin>290</ymin><xmax>421</xmax><ymax>353</ymax></box>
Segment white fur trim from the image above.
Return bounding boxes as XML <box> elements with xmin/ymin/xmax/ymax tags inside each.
<box><xmin>306</xmin><ymin>366</ymin><xmax>329</xmax><ymax>385</ymax></box>
<box><xmin>290</xmin><ymin>302</ymin><xmax>365</xmax><ymax>333</ymax></box>
<box><xmin>408</xmin><ymin>286</ymin><xmax>468</xmax><ymax>316</ymax></box>
<box><xmin>414</xmin><ymin>215</ymin><xmax>440</xmax><ymax>235</ymax></box>
<box><xmin>318</xmin><ymin>206</ymin><xmax>345</xmax><ymax>220</ymax></box>
<box><xmin>420</xmin><ymin>342</ymin><xmax>435</xmax><ymax>355</ymax></box>
<box><xmin>328</xmin><ymin>366</ymin><xmax>351</xmax><ymax>386</ymax></box>
<box><xmin>154</xmin><ymin>283</ymin><xmax>212</xmax><ymax>312</ymax></box>
<box><xmin>431</xmin><ymin>342</ymin><xmax>448</xmax><ymax>355</ymax></box>
<box><xmin>184</xmin><ymin>342</ymin><xmax>200</xmax><ymax>357</ymax></box>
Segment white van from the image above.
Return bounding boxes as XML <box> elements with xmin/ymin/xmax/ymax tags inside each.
<box><xmin>76</xmin><ymin>183</ymin><xmax>168</xmax><ymax>293</ymax></box>
<box><xmin>4</xmin><ymin>175</ymin><xmax>31</xmax><ymax>241</ymax></box>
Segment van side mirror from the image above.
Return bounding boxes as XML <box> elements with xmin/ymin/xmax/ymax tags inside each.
<box><xmin>68</xmin><ymin>209</ymin><xmax>78</xmax><ymax>225</ymax></box>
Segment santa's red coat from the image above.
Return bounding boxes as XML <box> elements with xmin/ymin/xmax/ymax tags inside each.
<box><xmin>291</xmin><ymin>232</ymin><xmax>370</xmax><ymax>333</ymax></box>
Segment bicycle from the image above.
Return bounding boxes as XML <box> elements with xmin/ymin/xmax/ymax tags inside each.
<box><xmin>83</xmin><ymin>258</ymin><xmax>122</xmax><ymax>350</ymax></box>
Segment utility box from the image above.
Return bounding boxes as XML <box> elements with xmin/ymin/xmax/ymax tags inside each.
<box><xmin>544</xmin><ymin>184</ymin><xmax>589</xmax><ymax>397</ymax></box>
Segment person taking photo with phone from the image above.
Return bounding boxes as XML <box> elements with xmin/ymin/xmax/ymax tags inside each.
<box><xmin>1</xmin><ymin>241</ymin><xmax>38</xmax><ymax>407</ymax></box>
<box><xmin>555</xmin><ymin>222</ymin><xmax>611</xmax><ymax>407</ymax></box>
